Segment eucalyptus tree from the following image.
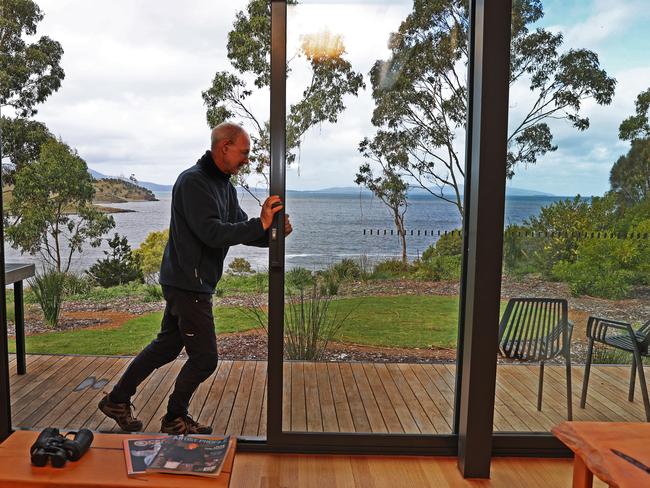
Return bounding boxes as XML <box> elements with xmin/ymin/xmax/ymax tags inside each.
<box><xmin>0</xmin><ymin>0</ymin><xmax>64</xmax><ymax>179</ymax></box>
<box><xmin>362</xmin><ymin>0</ymin><xmax>616</xmax><ymax>220</ymax></box>
<box><xmin>202</xmin><ymin>0</ymin><xmax>365</xmax><ymax>191</ymax></box>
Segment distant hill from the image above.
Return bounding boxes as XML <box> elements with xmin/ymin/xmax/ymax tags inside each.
<box><xmin>286</xmin><ymin>185</ymin><xmax>555</xmax><ymax>197</ymax></box>
<box><xmin>93</xmin><ymin>178</ymin><xmax>158</xmax><ymax>203</ymax></box>
<box><xmin>89</xmin><ymin>168</ymin><xmax>173</xmax><ymax>193</ymax></box>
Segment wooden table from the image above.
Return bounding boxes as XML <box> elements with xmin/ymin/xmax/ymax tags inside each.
<box><xmin>5</xmin><ymin>263</ymin><xmax>35</xmax><ymax>375</ymax></box>
<box><xmin>0</xmin><ymin>430</ymin><xmax>234</xmax><ymax>487</ymax></box>
<box><xmin>552</xmin><ymin>421</ymin><xmax>650</xmax><ymax>488</ymax></box>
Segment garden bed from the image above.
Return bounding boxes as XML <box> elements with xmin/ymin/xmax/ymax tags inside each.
<box><xmin>9</xmin><ymin>277</ymin><xmax>649</xmax><ymax>363</ymax></box>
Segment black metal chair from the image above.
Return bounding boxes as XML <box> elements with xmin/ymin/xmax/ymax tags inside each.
<box><xmin>498</xmin><ymin>298</ymin><xmax>574</xmax><ymax>420</ymax></box>
<box><xmin>580</xmin><ymin>316</ymin><xmax>650</xmax><ymax>421</ymax></box>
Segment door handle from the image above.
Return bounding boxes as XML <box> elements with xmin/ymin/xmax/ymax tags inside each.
<box><xmin>270</xmin><ymin>211</ymin><xmax>283</xmax><ymax>268</ymax></box>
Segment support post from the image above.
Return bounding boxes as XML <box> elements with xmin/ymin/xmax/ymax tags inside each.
<box><xmin>457</xmin><ymin>0</ymin><xmax>512</xmax><ymax>478</ymax></box>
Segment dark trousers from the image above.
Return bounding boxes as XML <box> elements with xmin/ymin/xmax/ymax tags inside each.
<box><xmin>110</xmin><ymin>285</ymin><xmax>217</xmax><ymax>417</ymax></box>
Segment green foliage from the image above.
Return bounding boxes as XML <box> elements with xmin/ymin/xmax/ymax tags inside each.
<box><xmin>356</xmin><ymin>142</ymin><xmax>409</xmax><ymax>262</ymax></box>
<box><xmin>422</xmin><ymin>230</ymin><xmax>463</xmax><ymax>261</ymax></box>
<box><xmin>328</xmin><ymin>258</ymin><xmax>362</xmax><ymax>281</ymax></box>
<box><xmin>371</xmin><ymin>259</ymin><xmax>409</xmax><ymax>279</ymax></box>
<box><xmin>0</xmin><ymin>0</ymin><xmax>65</xmax><ymax>117</ymax></box>
<box><xmin>0</xmin><ymin>117</ymin><xmax>53</xmax><ymax>180</ymax></box>
<box><xmin>551</xmin><ymin>219</ymin><xmax>650</xmax><ymax>299</ymax></box>
<box><xmin>523</xmin><ymin>196</ymin><xmax>597</xmax><ymax>274</ymax></box>
<box><xmin>619</xmin><ymin>87</ymin><xmax>650</xmax><ymax>141</ymax></box>
<box><xmin>411</xmin><ymin>255</ymin><xmax>462</xmax><ymax>281</ymax></box>
<box><xmin>142</xmin><ymin>284</ymin><xmax>164</xmax><ymax>302</ymax></box>
<box><xmin>364</xmin><ymin>0</ymin><xmax>615</xmax><ymax>219</ymax></box>
<box><xmin>132</xmin><ymin>228</ymin><xmax>168</xmax><ymax>281</ymax></box>
<box><xmin>29</xmin><ymin>268</ymin><xmax>66</xmax><ymax>328</ymax></box>
<box><xmin>63</xmin><ymin>273</ymin><xmax>93</xmax><ymax>296</ymax></box>
<box><xmin>5</xmin><ymin>139</ymin><xmax>115</xmax><ymax>272</ymax></box>
<box><xmin>318</xmin><ymin>271</ymin><xmax>341</xmax><ymax>296</ymax></box>
<box><xmin>202</xmin><ymin>0</ymin><xmax>364</xmax><ymax>186</ymax></box>
<box><xmin>609</xmin><ymin>138</ymin><xmax>650</xmax><ymax>209</ymax></box>
<box><xmin>227</xmin><ymin>257</ymin><xmax>253</xmax><ymax>274</ymax></box>
<box><xmin>286</xmin><ymin>267</ymin><xmax>314</xmax><ymax>292</ymax></box>
<box><xmin>283</xmin><ymin>285</ymin><xmax>351</xmax><ymax>360</ymax></box>
<box><xmin>87</xmin><ymin>234</ymin><xmax>144</xmax><ymax>288</ymax></box>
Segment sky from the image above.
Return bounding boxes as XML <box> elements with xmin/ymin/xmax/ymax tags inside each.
<box><xmin>26</xmin><ymin>0</ymin><xmax>650</xmax><ymax>196</ymax></box>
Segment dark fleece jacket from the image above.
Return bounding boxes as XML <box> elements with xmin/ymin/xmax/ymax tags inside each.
<box><xmin>159</xmin><ymin>151</ymin><xmax>268</xmax><ymax>293</ymax></box>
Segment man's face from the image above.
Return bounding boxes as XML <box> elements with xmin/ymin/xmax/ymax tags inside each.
<box><xmin>220</xmin><ymin>133</ymin><xmax>251</xmax><ymax>175</ymax></box>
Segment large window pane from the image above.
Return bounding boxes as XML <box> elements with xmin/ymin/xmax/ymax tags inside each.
<box><xmin>495</xmin><ymin>0</ymin><xmax>650</xmax><ymax>432</ymax></box>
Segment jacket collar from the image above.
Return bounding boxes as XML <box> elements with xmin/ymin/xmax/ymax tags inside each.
<box><xmin>198</xmin><ymin>151</ymin><xmax>230</xmax><ymax>181</ymax></box>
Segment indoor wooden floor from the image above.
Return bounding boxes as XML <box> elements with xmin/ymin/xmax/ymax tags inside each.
<box><xmin>8</xmin><ymin>353</ymin><xmax>650</xmax><ymax>435</ymax></box>
<box><xmin>229</xmin><ymin>454</ymin><xmax>609</xmax><ymax>488</ymax></box>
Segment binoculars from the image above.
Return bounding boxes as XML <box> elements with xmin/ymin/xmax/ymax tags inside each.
<box><xmin>30</xmin><ymin>427</ymin><xmax>94</xmax><ymax>468</ymax></box>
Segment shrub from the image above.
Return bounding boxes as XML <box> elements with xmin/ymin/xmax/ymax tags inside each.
<box><xmin>87</xmin><ymin>234</ymin><xmax>144</xmax><ymax>288</ymax></box>
<box><xmin>29</xmin><ymin>269</ymin><xmax>67</xmax><ymax>327</ymax></box>
<box><xmin>318</xmin><ymin>270</ymin><xmax>341</xmax><ymax>296</ymax></box>
<box><xmin>242</xmin><ymin>284</ymin><xmax>352</xmax><ymax>360</ymax></box>
<box><xmin>411</xmin><ymin>255</ymin><xmax>461</xmax><ymax>281</ymax></box>
<box><xmin>227</xmin><ymin>257</ymin><xmax>253</xmax><ymax>274</ymax></box>
<box><xmin>551</xmin><ymin>231</ymin><xmax>649</xmax><ymax>299</ymax></box>
<box><xmin>284</xmin><ymin>285</ymin><xmax>350</xmax><ymax>360</ymax></box>
<box><xmin>371</xmin><ymin>259</ymin><xmax>408</xmax><ymax>279</ymax></box>
<box><xmin>63</xmin><ymin>273</ymin><xmax>94</xmax><ymax>296</ymax></box>
<box><xmin>142</xmin><ymin>284</ymin><xmax>164</xmax><ymax>302</ymax></box>
<box><xmin>329</xmin><ymin>258</ymin><xmax>362</xmax><ymax>281</ymax></box>
<box><xmin>133</xmin><ymin>229</ymin><xmax>168</xmax><ymax>282</ymax></box>
<box><xmin>286</xmin><ymin>267</ymin><xmax>314</xmax><ymax>292</ymax></box>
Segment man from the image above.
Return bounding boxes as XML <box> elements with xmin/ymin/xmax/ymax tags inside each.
<box><xmin>98</xmin><ymin>122</ymin><xmax>291</xmax><ymax>434</ymax></box>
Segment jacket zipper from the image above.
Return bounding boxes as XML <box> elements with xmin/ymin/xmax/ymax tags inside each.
<box><xmin>195</xmin><ymin>248</ymin><xmax>204</xmax><ymax>285</ymax></box>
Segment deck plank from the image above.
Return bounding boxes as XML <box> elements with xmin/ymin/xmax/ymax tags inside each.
<box><xmin>197</xmin><ymin>360</ymin><xmax>233</xmax><ymax>428</ymax></box>
<box><xmin>338</xmin><ymin>362</ymin><xmax>371</xmax><ymax>433</ymax></box>
<box><xmin>350</xmin><ymin>363</ymin><xmax>387</xmax><ymax>433</ymax></box>
<box><xmin>326</xmin><ymin>362</ymin><xmax>355</xmax><ymax>432</ymax></box>
<box><xmin>242</xmin><ymin>361</ymin><xmax>267</xmax><ymax>437</ymax></box>
<box><xmin>17</xmin><ymin>356</ymin><xmax>106</xmax><ymax>427</ymax></box>
<box><xmin>360</xmin><ymin>363</ymin><xmax>403</xmax><ymax>433</ymax></box>
<box><xmin>303</xmin><ymin>361</ymin><xmax>323</xmax><ymax>432</ymax></box>
<box><xmin>226</xmin><ymin>360</ymin><xmax>257</xmax><ymax>435</ymax></box>
<box><xmin>9</xmin><ymin>355</ymin><xmax>650</xmax><ymax>436</ymax></box>
<box><xmin>212</xmin><ymin>360</ymin><xmax>245</xmax><ymax>434</ymax></box>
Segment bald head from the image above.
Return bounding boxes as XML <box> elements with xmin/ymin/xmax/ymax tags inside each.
<box><xmin>211</xmin><ymin>122</ymin><xmax>248</xmax><ymax>151</ymax></box>
<box><xmin>210</xmin><ymin>122</ymin><xmax>251</xmax><ymax>176</ymax></box>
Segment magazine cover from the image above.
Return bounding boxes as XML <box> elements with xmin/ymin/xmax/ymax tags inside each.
<box><xmin>122</xmin><ymin>437</ymin><xmax>166</xmax><ymax>475</ymax></box>
<box><xmin>145</xmin><ymin>435</ymin><xmax>232</xmax><ymax>478</ymax></box>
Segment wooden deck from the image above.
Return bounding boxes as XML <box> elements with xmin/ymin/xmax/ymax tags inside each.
<box><xmin>7</xmin><ymin>354</ymin><xmax>649</xmax><ymax>436</ymax></box>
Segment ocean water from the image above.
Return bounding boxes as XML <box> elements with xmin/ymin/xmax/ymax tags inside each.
<box><xmin>3</xmin><ymin>191</ymin><xmax>566</xmax><ymax>273</ymax></box>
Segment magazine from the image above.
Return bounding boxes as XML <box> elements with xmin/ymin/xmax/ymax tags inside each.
<box><xmin>122</xmin><ymin>437</ymin><xmax>166</xmax><ymax>475</ymax></box>
<box><xmin>144</xmin><ymin>435</ymin><xmax>232</xmax><ymax>478</ymax></box>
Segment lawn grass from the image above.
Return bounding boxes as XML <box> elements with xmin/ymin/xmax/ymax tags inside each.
<box><xmin>329</xmin><ymin>295</ymin><xmax>461</xmax><ymax>348</ymax></box>
<box><xmin>8</xmin><ymin>307</ymin><xmax>259</xmax><ymax>355</ymax></box>
<box><xmin>8</xmin><ymin>295</ymin><xmax>485</xmax><ymax>355</ymax></box>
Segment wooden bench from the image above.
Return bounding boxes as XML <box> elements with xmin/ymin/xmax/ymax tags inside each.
<box><xmin>0</xmin><ymin>430</ymin><xmax>234</xmax><ymax>487</ymax></box>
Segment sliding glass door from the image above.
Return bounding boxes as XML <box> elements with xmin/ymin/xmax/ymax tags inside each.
<box><xmin>266</xmin><ymin>0</ymin><xmax>465</xmax><ymax>452</ymax></box>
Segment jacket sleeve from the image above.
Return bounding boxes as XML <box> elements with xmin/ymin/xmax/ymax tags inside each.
<box><xmin>176</xmin><ymin>174</ymin><xmax>266</xmax><ymax>248</ymax></box>
<box><xmin>236</xmin><ymin>203</ymin><xmax>270</xmax><ymax>248</ymax></box>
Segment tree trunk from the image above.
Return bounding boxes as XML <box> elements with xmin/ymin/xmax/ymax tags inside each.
<box><xmin>393</xmin><ymin>209</ymin><xmax>407</xmax><ymax>265</ymax></box>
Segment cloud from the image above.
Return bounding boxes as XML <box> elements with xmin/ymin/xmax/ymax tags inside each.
<box><xmin>21</xmin><ymin>0</ymin><xmax>650</xmax><ymax>195</ymax></box>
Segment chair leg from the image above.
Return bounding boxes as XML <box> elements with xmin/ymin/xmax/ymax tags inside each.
<box><xmin>631</xmin><ymin>350</ymin><xmax>650</xmax><ymax>422</ymax></box>
<box><xmin>580</xmin><ymin>339</ymin><xmax>594</xmax><ymax>409</ymax></box>
<box><xmin>537</xmin><ymin>361</ymin><xmax>545</xmax><ymax>411</ymax></box>
<box><xmin>629</xmin><ymin>357</ymin><xmax>637</xmax><ymax>402</ymax></box>
<box><xmin>566</xmin><ymin>353</ymin><xmax>573</xmax><ymax>421</ymax></box>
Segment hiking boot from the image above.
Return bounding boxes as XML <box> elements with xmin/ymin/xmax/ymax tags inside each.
<box><xmin>160</xmin><ymin>414</ymin><xmax>213</xmax><ymax>435</ymax></box>
<box><xmin>98</xmin><ymin>394</ymin><xmax>143</xmax><ymax>432</ymax></box>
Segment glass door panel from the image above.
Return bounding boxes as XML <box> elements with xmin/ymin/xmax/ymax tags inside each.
<box><xmin>280</xmin><ymin>0</ymin><xmax>466</xmax><ymax>436</ymax></box>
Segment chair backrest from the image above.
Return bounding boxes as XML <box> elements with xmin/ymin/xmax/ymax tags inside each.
<box><xmin>638</xmin><ymin>320</ymin><xmax>650</xmax><ymax>352</ymax></box>
<box><xmin>498</xmin><ymin>297</ymin><xmax>570</xmax><ymax>361</ymax></box>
